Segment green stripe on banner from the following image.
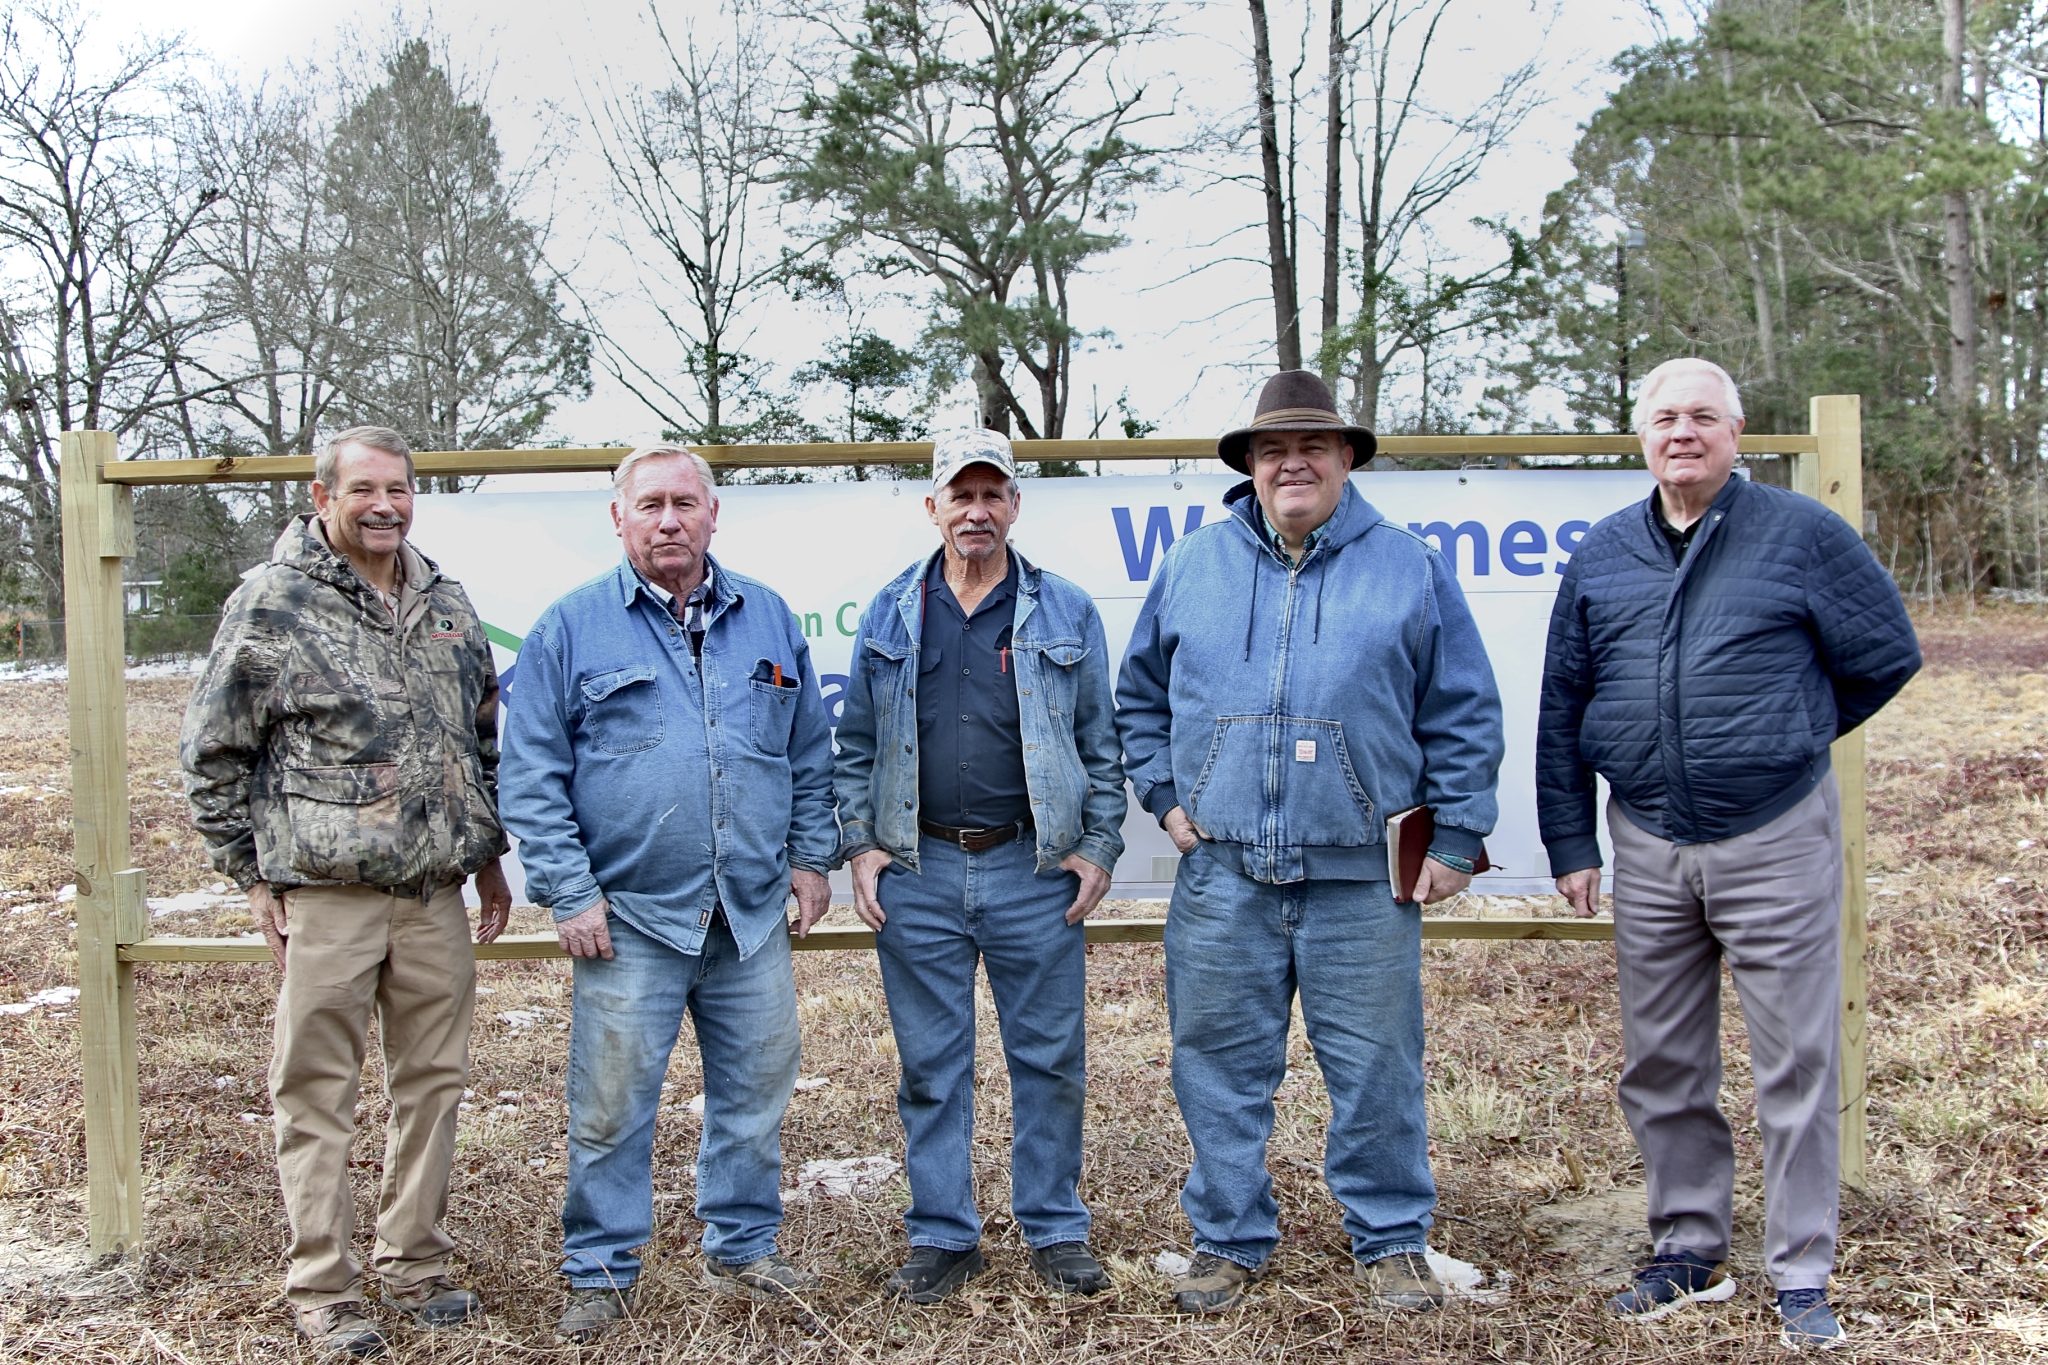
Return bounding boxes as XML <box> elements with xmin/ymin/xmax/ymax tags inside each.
<box><xmin>481</xmin><ymin>621</ymin><xmax>524</xmax><ymax>652</ymax></box>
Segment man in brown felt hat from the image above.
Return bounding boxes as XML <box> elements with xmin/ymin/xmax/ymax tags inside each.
<box><xmin>1116</xmin><ymin>370</ymin><xmax>1504</xmax><ymax>1314</ymax></box>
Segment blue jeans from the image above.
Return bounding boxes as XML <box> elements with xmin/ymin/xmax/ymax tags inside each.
<box><xmin>874</xmin><ymin>834</ymin><xmax>1090</xmax><ymax>1250</ymax></box>
<box><xmin>561</xmin><ymin>912</ymin><xmax>799</xmax><ymax>1286</ymax></box>
<box><xmin>1164</xmin><ymin>843</ymin><xmax>1433</xmax><ymax>1267</ymax></box>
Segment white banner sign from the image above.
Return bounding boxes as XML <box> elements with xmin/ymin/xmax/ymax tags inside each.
<box><xmin>414</xmin><ymin>469</ymin><xmax>1653</xmax><ymax>899</ymax></box>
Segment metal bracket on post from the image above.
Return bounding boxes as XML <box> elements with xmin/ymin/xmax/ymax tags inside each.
<box><xmin>61</xmin><ymin>430</ymin><xmax>144</xmax><ymax>1254</ymax></box>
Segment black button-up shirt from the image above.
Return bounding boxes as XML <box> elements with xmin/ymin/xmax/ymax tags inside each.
<box><xmin>916</xmin><ymin>552</ymin><xmax>1029</xmax><ymax>828</ymax></box>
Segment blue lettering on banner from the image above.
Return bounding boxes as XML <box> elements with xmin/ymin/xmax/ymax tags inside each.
<box><xmin>1554</xmin><ymin>519</ymin><xmax>1590</xmax><ymax>571</ymax></box>
<box><xmin>1406</xmin><ymin>517</ymin><xmax>1601</xmax><ymax>580</ymax></box>
<box><xmin>1113</xmin><ymin>504</ymin><xmax>1207</xmax><ymax>581</ymax></box>
<box><xmin>820</xmin><ymin>672</ymin><xmax>850</xmax><ymax>727</ymax></box>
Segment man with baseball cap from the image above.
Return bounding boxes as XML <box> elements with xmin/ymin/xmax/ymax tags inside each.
<box><xmin>834</xmin><ymin>428</ymin><xmax>1128</xmax><ymax>1302</ymax></box>
<box><xmin>1117</xmin><ymin>371</ymin><xmax>1504</xmax><ymax>1314</ymax></box>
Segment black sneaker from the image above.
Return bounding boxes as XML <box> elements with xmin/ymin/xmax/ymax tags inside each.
<box><xmin>886</xmin><ymin>1244</ymin><xmax>985</xmax><ymax>1304</ymax></box>
<box><xmin>1777</xmin><ymin>1289</ymin><xmax>1845</xmax><ymax>1350</ymax></box>
<box><xmin>1609</xmin><ymin>1252</ymin><xmax>1736</xmax><ymax>1320</ymax></box>
<box><xmin>1028</xmin><ymin>1241</ymin><xmax>1109</xmax><ymax>1295</ymax></box>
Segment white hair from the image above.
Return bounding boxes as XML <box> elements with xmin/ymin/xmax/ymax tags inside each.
<box><xmin>317</xmin><ymin>425</ymin><xmax>415</xmax><ymax>485</ymax></box>
<box><xmin>1632</xmin><ymin>358</ymin><xmax>1745</xmax><ymax>433</ymax></box>
<box><xmin>612</xmin><ymin>444</ymin><xmax>716</xmax><ymax>500</ymax></box>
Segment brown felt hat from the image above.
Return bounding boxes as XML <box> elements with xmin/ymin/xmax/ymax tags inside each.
<box><xmin>1217</xmin><ymin>370</ymin><xmax>1376</xmax><ymax>474</ymax></box>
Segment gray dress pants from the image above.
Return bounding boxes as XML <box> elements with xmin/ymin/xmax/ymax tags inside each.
<box><xmin>1607</xmin><ymin>775</ymin><xmax>1842</xmax><ymax>1292</ymax></box>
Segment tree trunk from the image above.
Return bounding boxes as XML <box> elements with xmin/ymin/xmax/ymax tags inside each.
<box><xmin>1248</xmin><ymin>0</ymin><xmax>1301</xmax><ymax>369</ymax></box>
<box><xmin>1941</xmin><ymin>0</ymin><xmax>1977</xmax><ymax>412</ymax></box>
<box><xmin>1319</xmin><ymin>0</ymin><xmax>1345</xmax><ymax>376</ymax></box>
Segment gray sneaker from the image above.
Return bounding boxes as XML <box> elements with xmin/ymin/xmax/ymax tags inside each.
<box><xmin>555</xmin><ymin>1285</ymin><xmax>633</xmax><ymax>1342</ymax></box>
<box><xmin>294</xmin><ymin>1301</ymin><xmax>389</xmax><ymax>1359</ymax></box>
<box><xmin>382</xmin><ymin>1273</ymin><xmax>481</xmax><ymax>1325</ymax></box>
<box><xmin>1355</xmin><ymin>1251</ymin><xmax>1446</xmax><ymax>1312</ymax></box>
<box><xmin>704</xmin><ymin>1251</ymin><xmax>823</xmax><ymax>1301</ymax></box>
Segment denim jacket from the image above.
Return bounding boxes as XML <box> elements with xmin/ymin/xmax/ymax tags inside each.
<box><xmin>834</xmin><ymin>547</ymin><xmax>1127</xmax><ymax>875</ymax></box>
<box><xmin>499</xmin><ymin>555</ymin><xmax>837</xmax><ymax>960</ymax></box>
<box><xmin>1116</xmin><ymin>480</ymin><xmax>1503</xmax><ymax>884</ymax></box>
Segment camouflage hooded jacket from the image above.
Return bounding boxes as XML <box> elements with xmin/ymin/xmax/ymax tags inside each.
<box><xmin>180</xmin><ymin>515</ymin><xmax>509</xmax><ymax>891</ymax></box>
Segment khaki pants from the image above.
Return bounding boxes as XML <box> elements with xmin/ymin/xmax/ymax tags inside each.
<box><xmin>271</xmin><ymin>882</ymin><xmax>475</xmax><ymax>1309</ymax></box>
<box><xmin>1608</xmin><ymin>776</ymin><xmax>1843</xmax><ymax>1291</ymax></box>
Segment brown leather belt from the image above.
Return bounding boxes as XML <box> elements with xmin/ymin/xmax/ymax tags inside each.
<box><xmin>918</xmin><ymin>819</ymin><xmax>1026</xmax><ymax>853</ymax></box>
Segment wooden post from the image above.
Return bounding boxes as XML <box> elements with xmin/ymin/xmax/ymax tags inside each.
<box><xmin>1802</xmin><ymin>396</ymin><xmax>1870</xmax><ymax>1191</ymax></box>
<box><xmin>61</xmin><ymin>431</ymin><xmax>146</xmax><ymax>1253</ymax></box>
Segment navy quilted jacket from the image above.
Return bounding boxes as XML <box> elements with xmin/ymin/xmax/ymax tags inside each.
<box><xmin>1536</xmin><ymin>475</ymin><xmax>1919</xmax><ymax>875</ymax></box>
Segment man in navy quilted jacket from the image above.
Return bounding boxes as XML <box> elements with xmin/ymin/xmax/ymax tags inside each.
<box><xmin>1537</xmin><ymin>358</ymin><xmax>1919</xmax><ymax>1351</ymax></box>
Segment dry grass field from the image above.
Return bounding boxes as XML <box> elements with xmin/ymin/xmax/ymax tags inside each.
<box><xmin>0</xmin><ymin>602</ymin><xmax>2043</xmax><ymax>1363</ymax></box>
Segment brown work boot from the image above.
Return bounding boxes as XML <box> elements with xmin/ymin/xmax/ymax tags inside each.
<box><xmin>1171</xmin><ymin>1251</ymin><xmax>1264</xmax><ymax>1314</ymax></box>
<box><xmin>1354</xmin><ymin>1250</ymin><xmax>1446</xmax><ymax>1312</ymax></box>
<box><xmin>383</xmin><ymin>1273</ymin><xmax>481</xmax><ymax>1325</ymax></box>
<box><xmin>294</xmin><ymin>1301</ymin><xmax>389</xmax><ymax>1359</ymax></box>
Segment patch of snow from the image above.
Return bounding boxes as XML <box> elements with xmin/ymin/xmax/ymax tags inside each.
<box><xmin>55</xmin><ymin>885</ymin><xmax>76</xmax><ymax>903</ymax></box>
<box><xmin>0</xmin><ymin>987</ymin><xmax>80</xmax><ymax>1016</ymax></box>
<box><xmin>792</xmin><ymin>1076</ymin><xmax>829</xmax><ymax>1092</ymax></box>
<box><xmin>685</xmin><ymin>1093</ymin><xmax>706</xmax><ymax>1116</ymax></box>
<box><xmin>496</xmin><ymin>1009</ymin><xmax>544</xmax><ymax>1031</ymax></box>
<box><xmin>1152</xmin><ymin>1250</ymin><xmax>1192</xmax><ymax>1277</ymax></box>
<box><xmin>148</xmin><ymin>889</ymin><xmax>242</xmax><ymax>918</ymax></box>
<box><xmin>783</xmin><ymin>1155</ymin><xmax>900</xmax><ymax>1202</ymax></box>
<box><xmin>1427</xmin><ymin>1248</ymin><xmax>1512</xmax><ymax>1302</ymax></box>
<box><xmin>0</xmin><ymin>657</ymin><xmax>206</xmax><ymax>684</ymax></box>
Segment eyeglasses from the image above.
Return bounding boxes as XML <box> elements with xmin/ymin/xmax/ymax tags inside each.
<box><xmin>1647</xmin><ymin>409</ymin><xmax>1729</xmax><ymax>432</ymax></box>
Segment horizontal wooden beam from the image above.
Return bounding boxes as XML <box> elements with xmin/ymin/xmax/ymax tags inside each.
<box><xmin>119</xmin><ymin>915</ymin><xmax>1615</xmax><ymax>963</ymax></box>
<box><xmin>95</xmin><ymin>434</ymin><xmax>1816</xmax><ymax>486</ymax></box>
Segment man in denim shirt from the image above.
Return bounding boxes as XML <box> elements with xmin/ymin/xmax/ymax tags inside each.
<box><xmin>835</xmin><ymin>429</ymin><xmax>1127</xmax><ymax>1303</ymax></box>
<box><xmin>1117</xmin><ymin>371</ymin><xmax>1503</xmax><ymax>1315</ymax></box>
<box><xmin>499</xmin><ymin>445</ymin><xmax>836</xmax><ymax>1341</ymax></box>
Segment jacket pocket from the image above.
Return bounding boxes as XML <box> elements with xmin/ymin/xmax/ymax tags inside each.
<box><xmin>750</xmin><ymin>669</ymin><xmax>799</xmax><ymax>756</ymax></box>
<box><xmin>579</xmin><ymin>666</ymin><xmax>663</xmax><ymax>755</ymax></box>
<box><xmin>280</xmin><ymin>763</ymin><xmax>403</xmax><ymax>883</ymax></box>
<box><xmin>1186</xmin><ymin>715</ymin><xmax>1375</xmax><ymax>847</ymax></box>
<box><xmin>1025</xmin><ymin>639</ymin><xmax>1087</xmax><ymax>716</ymax></box>
<box><xmin>866</xmin><ymin>638</ymin><xmax>915</xmax><ymax>722</ymax></box>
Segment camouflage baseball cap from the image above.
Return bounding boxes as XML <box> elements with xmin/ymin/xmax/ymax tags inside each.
<box><xmin>930</xmin><ymin>428</ymin><xmax>1020</xmax><ymax>491</ymax></box>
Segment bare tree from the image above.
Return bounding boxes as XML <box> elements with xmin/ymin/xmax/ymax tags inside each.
<box><xmin>0</xmin><ymin>3</ymin><xmax>224</xmax><ymax>614</ymax></box>
<box><xmin>1321</xmin><ymin>0</ymin><xmax>1547</xmax><ymax>424</ymax></box>
<box><xmin>176</xmin><ymin>74</ymin><xmax>353</xmax><ymax>523</ymax></box>
<box><xmin>584</xmin><ymin>7</ymin><xmax>807</xmax><ymax>445</ymax></box>
<box><xmin>1250</xmin><ymin>0</ymin><xmax>1304</xmax><ymax>369</ymax></box>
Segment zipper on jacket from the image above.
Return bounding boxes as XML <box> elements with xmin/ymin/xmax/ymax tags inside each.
<box><xmin>1660</xmin><ymin>507</ymin><xmax>1725</xmax><ymax>834</ymax></box>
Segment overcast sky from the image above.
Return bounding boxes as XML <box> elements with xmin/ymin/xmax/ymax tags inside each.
<box><xmin>81</xmin><ymin>0</ymin><xmax>1671</xmax><ymax>447</ymax></box>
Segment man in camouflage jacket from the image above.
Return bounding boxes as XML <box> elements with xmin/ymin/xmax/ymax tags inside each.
<box><xmin>181</xmin><ymin>426</ymin><xmax>511</xmax><ymax>1359</ymax></box>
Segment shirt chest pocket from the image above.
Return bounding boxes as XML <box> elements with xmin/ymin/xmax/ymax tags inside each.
<box><xmin>579</xmin><ymin>666</ymin><xmax>663</xmax><ymax>756</ymax></box>
<box><xmin>750</xmin><ymin>662</ymin><xmax>801</xmax><ymax>756</ymax></box>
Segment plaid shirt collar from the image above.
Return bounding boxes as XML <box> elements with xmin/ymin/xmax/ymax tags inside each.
<box><xmin>634</xmin><ymin>563</ymin><xmax>716</xmax><ymax>633</ymax></box>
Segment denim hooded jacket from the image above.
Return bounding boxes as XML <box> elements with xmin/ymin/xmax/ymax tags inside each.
<box><xmin>499</xmin><ymin>555</ymin><xmax>837</xmax><ymax>960</ymax></box>
<box><xmin>1116</xmin><ymin>480</ymin><xmax>1504</xmax><ymax>884</ymax></box>
<box><xmin>833</xmin><ymin>547</ymin><xmax>1127</xmax><ymax>876</ymax></box>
